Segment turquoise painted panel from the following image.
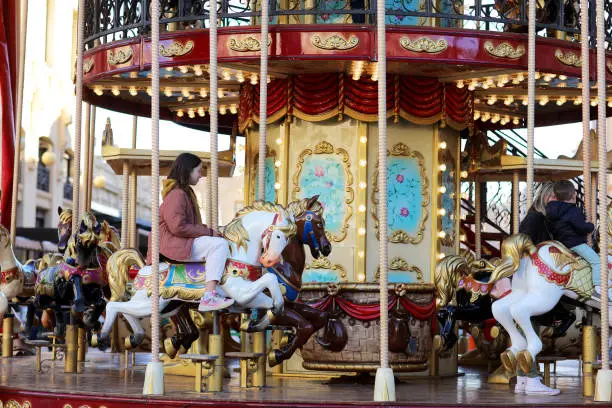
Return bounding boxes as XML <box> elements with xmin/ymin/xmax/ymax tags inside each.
<box><xmin>389</xmin><ymin>271</ymin><xmax>418</xmax><ymax>283</ymax></box>
<box><xmin>385</xmin><ymin>0</ymin><xmax>423</xmax><ymax>25</ymax></box>
<box><xmin>303</xmin><ymin>269</ymin><xmax>341</xmax><ymax>283</ymax></box>
<box><xmin>440</xmin><ymin>164</ymin><xmax>455</xmax><ymax>243</ymax></box>
<box><xmin>298</xmin><ymin>156</ymin><xmax>346</xmax><ymax>236</ymax></box>
<box><xmin>316</xmin><ymin>0</ymin><xmax>351</xmax><ymax>23</ymax></box>
<box><xmin>387</xmin><ymin>156</ymin><xmax>424</xmax><ymax>236</ymax></box>
<box><xmin>254</xmin><ymin>157</ymin><xmax>277</xmax><ymax>202</ymax></box>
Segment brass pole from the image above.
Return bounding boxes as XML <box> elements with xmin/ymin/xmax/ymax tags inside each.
<box><xmin>207</xmin><ymin>312</ymin><xmax>224</xmax><ymax>392</ymax></box>
<box><xmin>582</xmin><ymin>324</ymin><xmax>595</xmax><ymax>396</ymax></box>
<box><xmin>252</xmin><ymin>331</ymin><xmax>266</xmax><ymax>387</ymax></box>
<box><xmin>1</xmin><ymin>314</ymin><xmax>14</xmax><ymax>357</ymax></box>
<box><xmin>64</xmin><ymin>323</ymin><xmax>78</xmax><ymax>373</ymax></box>
<box><xmin>77</xmin><ymin>325</ymin><xmax>87</xmax><ymax>362</ymax></box>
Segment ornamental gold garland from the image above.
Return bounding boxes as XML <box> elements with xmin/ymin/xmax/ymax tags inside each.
<box><xmin>159</xmin><ymin>40</ymin><xmax>194</xmax><ymax>57</ymax></box>
<box><xmin>228</xmin><ymin>35</ymin><xmax>272</xmax><ymax>52</ymax></box>
<box><xmin>311</xmin><ymin>34</ymin><xmax>359</xmax><ymax>51</ymax></box>
<box><xmin>483</xmin><ymin>41</ymin><xmax>525</xmax><ymax>59</ymax></box>
<box><xmin>400</xmin><ymin>37</ymin><xmax>448</xmax><ymax>53</ymax></box>
<box><xmin>107</xmin><ymin>47</ymin><xmax>133</xmax><ymax>65</ymax></box>
<box><xmin>555</xmin><ymin>49</ymin><xmax>582</xmax><ymax>67</ymax></box>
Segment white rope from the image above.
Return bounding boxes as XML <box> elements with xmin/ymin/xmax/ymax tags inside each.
<box><xmin>10</xmin><ymin>0</ymin><xmax>28</xmax><ymax>242</ymax></box>
<box><xmin>581</xmin><ymin>0</ymin><xmax>591</xmax><ymax>232</ymax></box>
<box><xmin>474</xmin><ymin>179</ymin><xmax>481</xmax><ymax>258</ymax></box>
<box><xmin>121</xmin><ymin>161</ymin><xmax>129</xmax><ymax>249</ymax></box>
<box><xmin>512</xmin><ymin>171</ymin><xmax>519</xmax><ymax>234</ymax></box>
<box><xmin>130</xmin><ymin>116</ymin><xmax>137</xmax><ymax>247</ymax></box>
<box><xmin>525</xmin><ymin>0</ymin><xmax>536</xmax><ymax>208</ymax></box>
<box><xmin>595</xmin><ymin>0</ymin><xmax>609</xmax><ymax>370</ymax></box>
<box><xmin>208</xmin><ymin>0</ymin><xmax>218</xmax><ymax>226</ymax></box>
<box><xmin>150</xmin><ymin>0</ymin><xmax>161</xmax><ymax>364</ymax></box>
<box><xmin>82</xmin><ymin>103</ymin><xmax>91</xmax><ymax>214</ymax></box>
<box><xmin>87</xmin><ymin>106</ymin><xmax>96</xmax><ymax>209</ymax></box>
<box><xmin>257</xmin><ymin>0</ymin><xmax>269</xmax><ymax>202</ymax></box>
<box><xmin>72</xmin><ymin>0</ymin><xmax>86</xmax><ymax>233</ymax></box>
<box><xmin>377</xmin><ymin>0</ymin><xmax>388</xmax><ymax>370</ymax></box>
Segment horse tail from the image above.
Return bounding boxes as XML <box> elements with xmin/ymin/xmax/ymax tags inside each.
<box><xmin>435</xmin><ymin>255</ymin><xmax>469</xmax><ymax>307</ymax></box>
<box><xmin>489</xmin><ymin>234</ymin><xmax>536</xmax><ymax>285</ymax></box>
<box><xmin>107</xmin><ymin>249</ymin><xmax>144</xmax><ymax>301</ymax></box>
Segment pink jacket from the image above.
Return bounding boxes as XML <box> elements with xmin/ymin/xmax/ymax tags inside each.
<box><xmin>146</xmin><ymin>188</ymin><xmax>212</xmax><ymax>264</ymax></box>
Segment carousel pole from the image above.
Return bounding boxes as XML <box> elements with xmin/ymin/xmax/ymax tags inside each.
<box><xmin>580</xmin><ymin>0</ymin><xmax>591</xmax><ymax>230</ymax></box>
<box><xmin>10</xmin><ymin>0</ymin><xmax>28</xmax><ymax>242</ymax></box>
<box><xmin>251</xmin><ymin>0</ymin><xmax>271</xmax><ymax>388</ymax></box>
<box><xmin>121</xmin><ymin>158</ymin><xmax>129</xmax><ymax>248</ymax></box>
<box><xmin>129</xmin><ymin>116</ymin><xmax>138</xmax><ymax>248</ymax></box>
<box><xmin>206</xmin><ymin>0</ymin><xmax>224</xmax><ymax>393</ymax></box>
<box><xmin>72</xmin><ymin>0</ymin><xmax>85</xmax><ymax>230</ymax></box>
<box><xmin>525</xmin><ymin>0</ymin><xmax>536</xmax><ymax>208</ymax></box>
<box><xmin>87</xmin><ymin>106</ymin><xmax>96</xmax><ymax>210</ymax></box>
<box><xmin>82</xmin><ymin>103</ymin><xmax>91</xmax><ymax>213</ymax></box>
<box><xmin>512</xmin><ymin>171</ymin><xmax>519</xmax><ymax>234</ymax></box>
<box><xmin>594</xmin><ymin>0</ymin><xmax>611</xmax><ymax>399</ymax></box>
<box><xmin>474</xmin><ymin>177</ymin><xmax>481</xmax><ymax>259</ymax></box>
<box><xmin>143</xmin><ymin>0</ymin><xmax>163</xmax><ymax>395</ymax></box>
<box><xmin>373</xmin><ymin>0</ymin><xmax>394</xmax><ymax>401</ymax></box>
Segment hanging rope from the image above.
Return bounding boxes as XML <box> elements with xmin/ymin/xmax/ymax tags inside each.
<box><xmin>475</xmin><ymin>179</ymin><xmax>481</xmax><ymax>258</ymax></box>
<box><xmin>87</xmin><ymin>106</ymin><xmax>96</xmax><ymax>210</ymax></box>
<box><xmin>512</xmin><ymin>171</ymin><xmax>519</xmax><ymax>234</ymax></box>
<box><xmin>129</xmin><ymin>116</ymin><xmax>138</xmax><ymax>248</ymax></box>
<box><xmin>258</xmin><ymin>0</ymin><xmax>269</xmax><ymax>201</ymax></box>
<box><xmin>377</xmin><ymin>0</ymin><xmax>389</xmax><ymax>370</ymax></box>
<box><xmin>83</xmin><ymin>103</ymin><xmax>91</xmax><ymax>214</ymax></box>
<box><xmin>10</xmin><ymin>0</ymin><xmax>28</xmax><ymax>242</ymax></box>
<box><xmin>595</xmin><ymin>0</ymin><xmax>609</xmax><ymax>371</ymax></box>
<box><xmin>525</xmin><ymin>0</ymin><xmax>536</xmax><ymax>208</ymax></box>
<box><xmin>581</xmin><ymin>0</ymin><xmax>591</xmax><ymax>231</ymax></box>
<box><xmin>150</xmin><ymin>0</ymin><xmax>161</xmax><ymax>364</ymax></box>
<box><xmin>72</xmin><ymin>0</ymin><xmax>86</xmax><ymax>233</ymax></box>
<box><xmin>121</xmin><ymin>160</ymin><xmax>129</xmax><ymax>249</ymax></box>
<box><xmin>210</xmin><ymin>0</ymin><xmax>219</xmax><ymax>228</ymax></box>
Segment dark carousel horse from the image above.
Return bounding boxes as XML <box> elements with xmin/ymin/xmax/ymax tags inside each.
<box><xmin>435</xmin><ymin>253</ymin><xmax>576</xmax><ymax>352</ymax></box>
<box><xmin>264</xmin><ymin>195</ymin><xmax>335</xmax><ymax>367</ymax></box>
<box><xmin>494</xmin><ymin>0</ymin><xmax>580</xmax><ymax>34</ymax></box>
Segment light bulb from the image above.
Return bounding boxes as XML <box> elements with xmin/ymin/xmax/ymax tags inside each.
<box><xmin>437</xmin><ymin>253</ymin><xmax>445</xmax><ymax>260</ymax></box>
<box><xmin>357</xmin><ymin>273</ymin><xmax>365</xmax><ymax>282</ymax></box>
<box><xmin>359</xmin><ymin>182</ymin><xmax>367</xmax><ymax>189</ymax></box>
<box><xmin>439</xmin><ymin>186</ymin><xmax>447</xmax><ymax>194</ymax></box>
<box><xmin>230</xmin><ymin>105</ymin><xmax>238</xmax><ymax>114</ymax></box>
<box><xmin>358</xmin><ymin>227</ymin><xmax>366</xmax><ymax>236</ymax></box>
<box><xmin>358</xmin><ymin>205</ymin><xmax>366</xmax><ymax>212</ymax></box>
<box><xmin>439</xmin><ymin>141</ymin><xmax>447</xmax><ymax>149</ymax></box>
<box><xmin>179</xmin><ymin>65</ymin><xmax>188</xmax><ymax>74</ymax></box>
<box><xmin>182</xmin><ymin>88</ymin><xmax>190</xmax><ymax>97</ymax></box>
<box><xmin>218</xmin><ymin>89</ymin><xmax>224</xmax><ymax>98</ymax></box>
<box><xmin>461</xmin><ymin>171</ymin><xmax>468</xmax><ymax>178</ymax></box>
<box><xmin>199</xmin><ymin>88</ymin><xmax>207</xmax><ymax>98</ymax></box>
<box><xmin>164</xmin><ymin>88</ymin><xmax>173</xmax><ymax>97</ymax></box>
<box><xmin>188</xmin><ymin>109</ymin><xmax>195</xmax><ymax>118</ymax></box>
<box><xmin>193</xmin><ymin>65</ymin><xmax>203</xmax><ymax>76</ymax></box>
<box><xmin>111</xmin><ymin>86</ymin><xmax>120</xmax><ymax>96</ymax></box>
<box><xmin>512</xmin><ymin>117</ymin><xmax>520</xmax><ymax>125</ymax></box>
<box><xmin>236</xmin><ymin>72</ymin><xmax>245</xmax><ymax>83</ymax></box>
<box><xmin>521</xmin><ymin>96</ymin><xmax>529</xmax><ymax>106</ymax></box>
<box><xmin>222</xmin><ymin>70</ymin><xmax>231</xmax><ymax>81</ymax></box>
<box><xmin>504</xmin><ymin>96</ymin><xmax>514</xmax><ymax>106</ymax></box>
<box><xmin>468</xmin><ymin>81</ymin><xmax>477</xmax><ymax>91</ymax></box>
<box><xmin>274</xmin><ymin>183</ymin><xmax>281</xmax><ymax>190</ymax></box>
<box><xmin>93</xmin><ymin>86</ymin><xmax>103</xmax><ymax>96</ymax></box>
<box><xmin>219</xmin><ymin>105</ymin><xmax>227</xmax><ymax>115</ymax></box>
<box><xmin>556</xmin><ymin>96</ymin><xmax>567</xmax><ymax>106</ymax></box>
<box><xmin>146</xmin><ymin>87</ymin><xmax>152</xmax><ymax>96</ymax></box>
<box><xmin>197</xmin><ymin>107</ymin><xmax>205</xmax><ymax>117</ymax></box>
<box><xmin>456</xmin><ymin>80</ymin><xmax>464</xmax><ymax>88</ymax></box>
<box><xmin>358</xmin><ymin>251</ymin><xmax>364</xmax><ymax>258</ymax></box>
<box><xmin>438</xmin><ymin>208</ymin><xmax>446</xmax><ymax>216</ymax></box>
<box><xmin>276</xmin><ymin>138</ymin><xmax>282</xmax><ymax>145</ymax></box>
<box><xmin>360</xmin><ymin>136</ymin><xmax>367</xmax><ymax>143</ymax></box>
<box><xmin>438</xmin><ymin>231</ymin><xmax>446</xmax><ymax>238</ymax></box>
<box><xmin>250</xmin><ymin>74</ymin><xmax>258</xmax><ymax>85</ymax></box>
<box><xmin>473</xmin><ymin>111</ymin><xmax>481</xmax><ymax>121</ymax></box>
<box><xmin>177</xmin><ymin>109</ymin><xmax>184</xmax><ymax>117</ymax></box>
<box><xmin>274</xmin><ymin>160</ymin><xmax>281</xmax><ymax>167</ymax></box>
<box><xmin>359</xmin><ymin>159</ymin><xmax>367</xmax><ymax>167</ymax></box>
<box><xmin>439</xmin><ymin>164</ymin><xmax>447</xmax><ymax>172</ymax></box>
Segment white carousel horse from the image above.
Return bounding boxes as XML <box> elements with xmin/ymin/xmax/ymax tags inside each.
<box><xmin>489</xmin><ymin>234</ymin><xmax>597</xmax><ymax>395</ymax></box>
<box><xmin>94</xmin><ymin>201</ymin><xmax>296</xmax><ymax>352</ymax></box>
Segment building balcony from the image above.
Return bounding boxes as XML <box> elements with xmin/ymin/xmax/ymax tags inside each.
<box><xmin>36</xmin><ymin>165</ymin><xmax>50</xmax><ymax>192</ymax></box>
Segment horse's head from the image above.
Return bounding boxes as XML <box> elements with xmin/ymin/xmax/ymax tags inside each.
<box><xmin>259</xmin><ymin>209</ymin><xmax>297</xmax><ymax>268</ymax></box>
<box><xmin>57</xmin><ymin>206</ymin><xmax>73</xmax><ymax>253</ymax></box>
<box><xmin>73</xmin><ymin>212</ymin><xmax>102</xmax><ymax>268</ymax></box>
<box><xmin>291</xmin><ymin>195</ymin><xmax>332</xmax><ymax>259</ymax></box>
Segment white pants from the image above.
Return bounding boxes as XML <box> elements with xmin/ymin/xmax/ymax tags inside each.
<box><xmin>185</xmin><ymin>236</ymin><xmax>229</xmax><ymax>283</ymax></box>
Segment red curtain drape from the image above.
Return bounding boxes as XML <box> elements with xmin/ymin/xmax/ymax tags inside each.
<box><xmin>0</xmin><ymin>0</ymin><xmax>17</xmax><ymax>229</ymax></box>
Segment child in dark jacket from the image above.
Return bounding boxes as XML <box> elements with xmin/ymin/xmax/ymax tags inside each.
<box><xmin>546</xmin><ymin>180</ymin><xmax>600</xmax><ymax>286</ymax></box>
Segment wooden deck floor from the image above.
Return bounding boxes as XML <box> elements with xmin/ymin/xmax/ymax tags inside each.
<box><xmin>0</xmin><ymin>349</ymin><xmax>603</xmax><ymax>407</ymax></box>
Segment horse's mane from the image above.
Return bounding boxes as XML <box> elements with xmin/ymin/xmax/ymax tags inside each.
<box><xmin>489</xmin><ymin>234</ymin><xmax>536</xmax><ymax>284</ymax></box>
<box><xmin>434</xmin><ymin>255</ymin><xmax>469</xmax><ymax>307</ymax></box>
<box><xmin>287</xmin><ymin>198</ymin><xmax>324</xmax><ymax>218</ymax></box>
<box><xmin>59</xmin><ymin>208</ymin><xmax>72</xmax><ymax>225</ymax></box>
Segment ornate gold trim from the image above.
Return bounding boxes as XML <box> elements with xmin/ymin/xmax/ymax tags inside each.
<box><xmin>400</xmin><ymin>37</ymin><xmax>448</xmax><ymax>53</ymax></box>
<box><xmin>555</xmin><ymin>49</ymin><xmax>581</xmax><ymax>67</ymax></box>
<box><xmin>438</xmin><ymin>147</ymin><xmax>456</xmax><ymax>247</ymax></box>
<box><xmin>228</xmin><ymin>35</ymin><xmax>272</xmax><ymax>52</ymax></box>
<box><xmin>483</xmin><ymin>41</ymin><xmax>525</xmax><ymax>59</ymax></box>
<box><xmin>371</xmin><ymin>142</ymin><xmax>430</xmax><ymax>244</ymax></box>
<box><xmin>83</xmin><ymin>58</ymin><xmax>94</xmax><ymax>73</ymax></box>
<box><xmin>301</xmin><ymin>282</ymin><xmax>435</xmax><ymax>292</ymax></box>
<box><xmin>374</xmin><ymin>257</ymin><xmax>424</xmax><ymax>282</ymax></box>
<box><xmin>107</xmin><ymin>47</ymin><xmax>133</xmax><ymax>65</ymax></box>
<box><xmin>292</xmin><ymin>140</ymin><xmax>354</xmax><ymax>242</ymax></box>
<box><xmin>305</xmin><ymin>257</ymin><xmax>348</xmax><ymax>282</ymax></box>
<box><xmin>159</xmin><ymin>40</ymin><xmax>194</xmax><ymax>57</ymax></box>
<box><xmin>0</xmin><ymin>401</ymin><xmax>32</xmax><ymax>408</ymax></box>
<box><xmin>252</xmin><ymin>145</ymin><xmax>279</xmax><ymax>202</ymax></box>
<box><xmin>311</xmin><ymin>34</ymin><xmax>359</xmax><ymax>50</ymax></box>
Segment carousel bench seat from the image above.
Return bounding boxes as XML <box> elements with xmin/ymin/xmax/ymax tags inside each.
<box><xmin>536</xmin><ymin>356</ymin><xmax>566</xmax><ymax>387</ymax></box>
<box><xmin>24</xmin><ymin>339</ymin><xmax>67</xmax><ymax>372</ymax></box>
<box><xmin>179</xmin><ymin>353</ymin><xmax>219</xmax><ymax>392</ymax></box>
<box><xmin>225</xmin><ymin>351</ymin><xmax>265</xmax><ymax>388</ymax></box>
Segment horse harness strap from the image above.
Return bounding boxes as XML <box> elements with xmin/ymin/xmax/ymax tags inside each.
<box><xmin>300</xmin><ymin>212</ymin><xmax>320</xmax><ymax>250</ymax></box>
<box><xmin>260</xmin><ymin>212</ymin><xmax>282</xmax><ymax>252</ymax></box>
<box><xmin>0</xmin><ymin>267</ymin><xmax>19</xmax><ymax>284</ymax></box>
<box><xmin>457</xmin><ymin>275</ymin><xmax>492</xmax><ymax>296</ymax></box>
<box><xmin>60</xmin><ymin>254</ymin><xmax>109</xmax><ymax>285</ymax></box>
<box><xmin>221</xmin><ymin>259</ymin><xmax>262</xmax><ymax>284</ymax></box>
<box><xmin>531</xmin><ymin>251</ymin><xmax>571</xmax><ymax>286</ymax></box>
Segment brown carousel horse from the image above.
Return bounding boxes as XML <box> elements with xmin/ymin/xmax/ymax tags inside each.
<box><xmin>264</xmin><ymin>195</ymin><xmax>341</xmax><ymax>367</ymax></box>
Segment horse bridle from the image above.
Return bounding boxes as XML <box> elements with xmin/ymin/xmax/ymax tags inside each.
<box><xmin>298</xmin><ymin>211</ymin><xmax>320</xmax><ymax>251</ymax></box>
<box><xmin>260</xmin><ymin>212</ymin><xmax>283</xmax><ymax>254</ymax></box>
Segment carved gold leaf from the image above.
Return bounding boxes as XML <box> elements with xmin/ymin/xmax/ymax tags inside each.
<box><xmin>83</xmin><ymin>58</ymin><xmax>94</xmax><ymax>73</ymax></box>
<box><xmin>311</xmin><ymin>34</ymin><xmax>359</xmax><ymax>51</ymax></box>
<box><xmin>292</xmin><ymin>140</ymin><xmax>354</xmax><ymax>242</ymax></box>
<box><xmin>305</xmin><ymin>257</ymin><xmax>348</xmax><ymax>281</ymax></box>
<box><xmin>483</xmin><ymin>41</ymin><xmax>525</xmax><ymax>59</ymax></box>
<box><xmin>400</xmin><ymin>37</ymin><xmax>448</xmax><ymax>53</ymax></box>
<box><xmin>107</xmin><ymin>47</ymin><xmax>133</xmax><ymax>65</ymax></box>
<box><xmin>371</xmin><ymin>142</ymin><xmax>430</xmax><ymax>244</ymax></box>
<box><xmin>375</xmin><ymin>257</ymin><xmax>424</xmax><ymax>282</ymax></box>
<box><xmin>228</xmin><ymin>35</ymin><xmax>271</xmax><ymax>52</ymax></box>
<box><xmin>159</xmin><ymin>40</ymin><xmax>194</xmax><ymax>57</ymax></box>
<box><xmin>555</xmin><ymin>49</ymin><xmax>581</xmax><ymax>67</ymax></box>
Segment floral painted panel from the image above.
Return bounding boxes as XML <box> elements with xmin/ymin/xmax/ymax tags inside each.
<box><xmin>388</xmin><ymin>156</ymin><xmax>424</xmax><ymax>236</ymax></box>
<box><xmin>298</xmin><ymin>156</ymin><xmax>346</xmax><ymax>235</ymax></box>
<box><xmin>385</xmin><ymin>0</ymin><xmax>428</xmax><ymax>26</ymax></box>
<box><xmin>440</xmin><ymin>161</ymin><xmax>455</xmax><ymax>246</ymax></box>
<box><xmin>254</xmin><ymin>157</ymin><xmax>277</xmax><ymax>202</ymax></box>
<box><xmin>303</xmin><ymin>269</ymin><xmax>342</xmax><ymax>283</ymax></box>
<box><xmin>316</xmin><ymin>0</ymin><xmax>353</xmax><ymax>24</ymax></box>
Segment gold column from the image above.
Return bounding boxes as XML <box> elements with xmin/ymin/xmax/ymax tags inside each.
<box><xmin>277</xmin><ymin>122</ymin><xmax>291</xmax><ymax>206</ymax></box>
<box><xmin>252</xmin><ymin>331</ymin><xmax>266</xmax><ymax>387</ymax></box>
<box><xmin>355</xmin><ymin>122</ymin><xmax>368</xmax><ymax>282</ymax></box>
<box><xmin>77</xmin><ymin>325</ymin><xmax>87</xmax><ymax>362</ymax></box>
<box><xmin>2</xmin><ymin>315</ymin><xmax>13</xmax><ymax>357</ymax></box>
<box><xmin>583</xmin><ymin>325</ymin><xmax>596</xmax><ymax>396</ymax></box>
<box><xmin>207</xmin><ymin>333</ymin><xmax>224</xmax><ymax>392</ymax></box>
<box><xmin>454</xmin><ymin>132</ymin><xmax>461</xmax><ymax>254</ymax></box>
<box><xmin>65</xmin><ymin>323</ymin><xmax>78</xmax><ymax>373</ymax></box>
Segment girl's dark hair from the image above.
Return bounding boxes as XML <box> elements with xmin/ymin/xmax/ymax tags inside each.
<box><xmin>167</xmin><ymin>153</ymin><xmax>202</xmax><ymax>189</ymax></box>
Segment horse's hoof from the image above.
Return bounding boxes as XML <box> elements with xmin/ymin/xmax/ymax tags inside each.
<box><xmin>433</xmin><ymin>335</ymin><xmax>443</xmax><ymax>352</ymax></box>
<box><xmin>501</xmin><ymin>349</ymin><xmax>517</xmax><ymax>373</ymax></box>
<box><xmin>124</xmin><ymin>336</ymin><xmax>134</xmax><ymax>350</ymax></box>
<box><xmin>164</xmin><ymin>338</ymin><xmax>177</xmax><ymax>359</ymax></box>
<box><xmin>90</xmin><ymin>333</ymin><xmax>99</xmax><ymax>347</ymax></box>
<box><xmin>268</xmin><ymin>350</ymin><xmax>280</xmax><ymax>367</ymax></box>
<box><xmin>517</xmin><ymin>350</ymin><xmax>533</xmax><ymax>374</ymax></box>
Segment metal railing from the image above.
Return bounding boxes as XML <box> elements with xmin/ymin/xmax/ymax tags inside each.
<box><xmin>83</xmin><ymin>0</ymin><xmax>611</xmax><ymax>50</ymax></box>
<box><xmin>36</xmin><ymin>165</ymin><xmax>50</xmax><ymax>192</ymax></box>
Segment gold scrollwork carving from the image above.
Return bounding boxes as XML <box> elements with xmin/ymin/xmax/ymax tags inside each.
<box><xmin>311</xmin><ymin>34</ymin><xmax>359</xmax><ymax>51</ymax></box>
<box><xmin>228</xmin><ymin>35</ymin><xmax>272</xmax><ymax>52</ymax></box>
<box><xmin>375</xmin><ymin>257</ymin><xmax>424</xmax><ymax>282</ymax></box>
<box><xmin>159</xmin><ymin>40</ymin><xmax>194</xmax><ymax>57</ymax></box>
<box><xmin>107</xmin><ymin>47</ymin><xmax>133</xmax><ymax>65</ymax></box>
<box><xmin>555</xmin><ymin>49</ymin><xmax>581</xmax><ymax>67</ymax></box>
<box><xmin>0</xmin><ymin>401</ymin><xmax>32</xmax><ymax>408</ymax></box>
<box><xmin>371</xmin><ymin>142</ymin><xmax>430</xmax><ymax>244</ymax></box>
<box><xmin>400</xmin><ymin>37</ymin><xmax>448</xmax><ymax>53</ymax></box>
<box><xmin>251</xmin><ymin>145</ymin><xmax>278</xmax><ymax>202</ymax></box>
<box><xmin>293</xmin><ymin>140</ymin><xmax>354</xmax><ymax>242</ymax></box>
<box><xmin>483</xmin><ymin>41</ymin><xmax>525</xmax><ymax>59</ymax></box>
<box><xmin>83</xmin><ymin>58</ymin><xmax>94</xmax><ymax>73</ymax></box>
<box><xmin>305</xmin><ymin>257</ymin><xmax>348</xmax><ymax>282</ymax></box>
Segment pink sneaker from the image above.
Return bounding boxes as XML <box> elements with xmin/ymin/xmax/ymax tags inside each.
<box><xmin>198</xmin><ymin>291</ymin><xmax>234</xmax><ymax>312</ymax></box>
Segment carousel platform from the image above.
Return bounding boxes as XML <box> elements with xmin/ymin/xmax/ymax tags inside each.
<box><xmin>0</xmin><ymin>349</ymin><xmax>602</xmax><ymax>408</ymax></box>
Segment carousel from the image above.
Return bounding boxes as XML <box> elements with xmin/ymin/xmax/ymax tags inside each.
<box><xmin>0</xmin><ymin>0</ymin><xmax>611</xmax><ymax>406</ymax></box>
